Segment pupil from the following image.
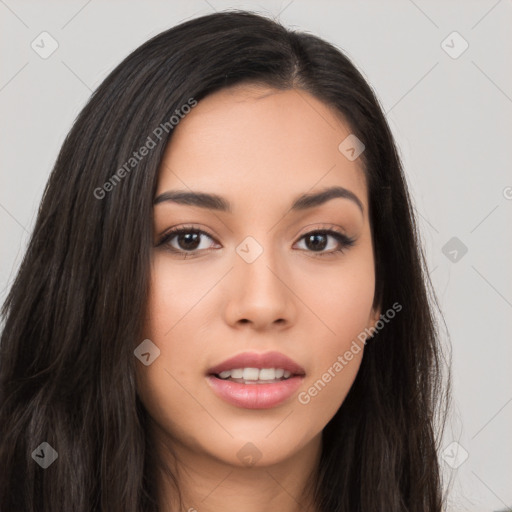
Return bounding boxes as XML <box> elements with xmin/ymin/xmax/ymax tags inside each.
<box><xmin>179</xmin><ymin>232</ymin><xmax>200</xmax><ymax>250</ymax></box>
<box><xmin>175</xmin><ymin>232</ymin><xmax>328</xmax><ymax>252</ymax></box>
<box><xmin>306</xmin><ymin>233</ymin><xmax>327</xmax><ymax>251</ymax></box>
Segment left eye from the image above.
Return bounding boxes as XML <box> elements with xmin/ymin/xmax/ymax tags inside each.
<box><xmin>157</xmin><ymin>227</ymin><xmax>355</xmax><ymax>257</ymax></box>
<box><xmin>295</xmin><ymin>230</ymin><xmax>354</xmax><ymax>254</ymax></box>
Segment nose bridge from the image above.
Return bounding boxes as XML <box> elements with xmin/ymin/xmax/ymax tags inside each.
<box><xmin>235</xmin><ymin>231</ymin><xmax>285</xmax><ymax>294</ymax></box>
<box><xmin>227</xmin><ymin>231</ymin><xmax>294</xmax><ymax>327</ymax></box>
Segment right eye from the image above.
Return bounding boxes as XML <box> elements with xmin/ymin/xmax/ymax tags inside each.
<box><xmin>157</xmin><ymin>226</ymin><xmax>219</xmax><ymax>256</ymax></box>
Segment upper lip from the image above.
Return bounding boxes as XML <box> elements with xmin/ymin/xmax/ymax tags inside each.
<box><xmin>207</xmin><ymin>351</ymin><xmax>306</xmax><ymax>376</ymax></box>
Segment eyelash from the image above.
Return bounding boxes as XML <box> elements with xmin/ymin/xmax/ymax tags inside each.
<box><xmin>156</xmin><ymin>224</ymin><xmax>356</xmax><ymax>259</ymax></box>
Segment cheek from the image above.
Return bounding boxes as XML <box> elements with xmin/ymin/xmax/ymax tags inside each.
<box><xmin>144</xmin><ymin>258</ymin><xmax>203</xmax><ymax>336</ymax></box>
<box><xmin>136</xmin><ymin>258</ymin><xmax>216</xmax><ymax>440</ymax></box>
<box><xmin>295</xmin><ymin>289</ymin><xmax>369</xmax><ymax>431</ymax></box>
<box><xmin>296</xmin><ymin>250</ymin><xmax>375</xmax><ymax>420</ymax></box>
<box><xmin>141</xmin><ymin>258</ymin><xmax>217</xmax><ymax>382</ymax></box>
<box><xmin>136</xmin><ymin>294</ymin><xmax>208</xmax><ymax>451</ymax></box>
<box><xmin>304</xmin><ymin>244</ymin><xmax>376</xmax><ymax>348</ymax></box>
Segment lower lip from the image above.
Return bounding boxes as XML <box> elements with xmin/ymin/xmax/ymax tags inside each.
<box><xmin>206</xmin><ymin>375</ymin><xmax>304</xmax><ymax>409</ymax></box>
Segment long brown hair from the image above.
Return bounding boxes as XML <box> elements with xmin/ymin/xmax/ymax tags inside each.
<box><xmin>0</xmin><ymin>10</ymin><xmax>450</xmax><ymax>511</ymax></box>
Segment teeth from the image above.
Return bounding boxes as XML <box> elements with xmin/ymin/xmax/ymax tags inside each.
<box><xmin>243</xmin><ymin>368</ymin><xmax>260</xmax><ymax>380</ymax></box>
<box><xmin>216</xmin><ymin>368</ymin><xmax>293</xmax><ymax>381</ymax></box>
<box><xmin>258</xmin><ymin>368</ymin><xmax>275</xmax><ymax>380</ymax></box>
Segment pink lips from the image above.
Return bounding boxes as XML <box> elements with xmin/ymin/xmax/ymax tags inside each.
<box><xmin>206</xmin><ymin>351</ymin><xmax>305</xmax><ymax>410</ymax></box>
<box><xmin>207</xmin><ymin>351</ymin><xmax>306</xmax><ymax>377</ymax></box>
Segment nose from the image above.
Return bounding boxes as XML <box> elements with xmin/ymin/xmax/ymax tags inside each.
<box><xmin>223</xmin><ymin>243</ymin><xmax>297</xmax><ymax>331</ymax></box>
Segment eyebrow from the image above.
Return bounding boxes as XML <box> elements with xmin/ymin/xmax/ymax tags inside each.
<box><xmin>153</xmin><ymin>185</ymin><xmax>364</xmax><ymax>215</ymax></box>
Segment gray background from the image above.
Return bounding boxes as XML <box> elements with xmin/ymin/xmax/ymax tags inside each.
<box><xmin>1</xmin><ymin>1</ymin><xmax>511</xmax><ymax>510</ymax></box>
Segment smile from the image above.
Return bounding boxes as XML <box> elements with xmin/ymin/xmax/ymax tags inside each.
<box><xmin>206</xmin><ymin>351</ymin><xmax>306</xmax><ymax>409</ymax></box>
<box><xmin>216</xmin><ymin>367</ymin><xmax>293</xmax><ymax>382</ymax></box>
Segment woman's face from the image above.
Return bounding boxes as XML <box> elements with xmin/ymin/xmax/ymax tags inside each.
<box><xmin>137</xmin><ymin>84</ymin><xmax>380</xmax><ymax>469</ymax></box>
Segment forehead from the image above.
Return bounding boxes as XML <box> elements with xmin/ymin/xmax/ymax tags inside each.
<box><xmin>156</xmin><ymin>85</ymin><xmax>368</xmax><ymax>213</ymax></box>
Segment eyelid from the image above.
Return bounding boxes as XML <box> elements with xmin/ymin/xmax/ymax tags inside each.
<box><xmin>156</xmin><ymin>224</ymin><xmax>218</xmax><ymax>246</ymax></box>
<box><xmin>294</xmin><ymin>222</ymin><xmax>349</xmax><ymax>239</ymax></box>
<box><xmin>155</xmin><ymin>225</ymin><xmax>219</xmax><ymax>257</ymax></box>
<box><xmin>156</xmin><ymin>223</ymin><xmax>355</xmax><ymax>257</ymax></box>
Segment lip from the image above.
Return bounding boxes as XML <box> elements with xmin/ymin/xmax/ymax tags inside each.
<box><xmin>206</xmin><ymin>374</ymin><xmax>304</xmax><ymax>409</ymax></box>
<box><xmin>206</xmin><ymin>351</ymin><xmax>306</xmax><ymax>410</ymax></box>
<box><xmin>207</xmin><ymin>350</ymin><xmax>306</xmax><ymax>376</ymax></box>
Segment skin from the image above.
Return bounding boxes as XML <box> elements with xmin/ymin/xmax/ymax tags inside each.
<box><xmin>136</xmin><ymin>84</ymin><xmax>381</xmax><ymax>512</ymax></box>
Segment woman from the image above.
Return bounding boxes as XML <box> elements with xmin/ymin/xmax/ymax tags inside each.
<box><xmin>0</xmin><ymin>10</ymin><xmax>450</xmax><ymax>512</ymax></box>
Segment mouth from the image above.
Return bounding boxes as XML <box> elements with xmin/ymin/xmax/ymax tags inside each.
<box><xmin>211</xmin><ymin>367</ymin><xmax>299</xmax><ymax>384</ymax></box>
<box><xmin>206</xmin><ymin>351</ymin><xmax>306</xmax><ymax>409</ymax></box>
